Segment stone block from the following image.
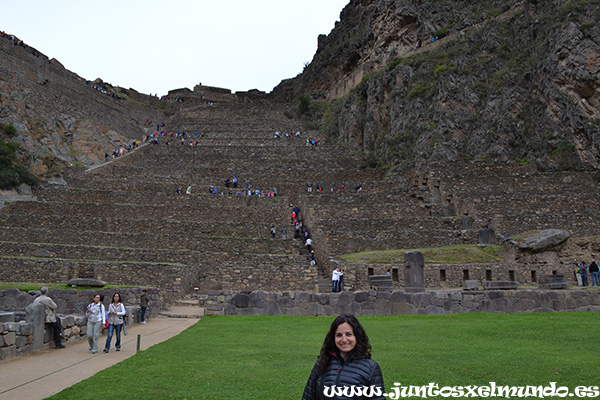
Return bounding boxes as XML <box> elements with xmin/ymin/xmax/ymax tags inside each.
<box><xmin>318</xmin><ymin>294</ymin><xmax>330</xmax><ymax>305</ymax></box>
<box><xmin>6</xmin><ymin>322</ymin><xmax>19</xmax><ymax>332</ymax></box>
<box><xmin>338</xmin><ymin>291</ymin><xmax>354</xmax><ymax>305</ymax></box>
<box><xmin>538</xmin><ymin>275</ymin><xmax>568</xmax><ymax>289</ymax></box>
<box><xmin>426</xmin><ymin>305</ymin><xmax>445</xmax><ymax>315</ymax></box>
<box><xmin>3</xmin><ymin>332</ymin><xmax>16</xmax><ymax>346</ymax></box>
<box><xmin>224</xmin><ymin>305</ymin><xmax>238</xmax><ymax>315</ymax></box>
<box><xmin>354</xmin><ymin>291</ymin><xmax>369</xmax><ymax>303</ymax></box>
<box><xmin>15</xmin><ymin>335</ymin><xmax>27</xmax><ymax>348</ymax></box>
<box><xmin>296</xmin><ymin>292</ymin><xmax>310</xmax><ymax>303</ymax></box>
<box><xmin>230</xmin><ymin>293</ymin><xmax>251</xmax><ymax>308</ymax></box>
<box><xmin>329</xmin><ymin>293</ymin><xmax>340</xmax><ymax>306</ymax></box>
<box><xmin>251</xmin><ymin>299</ymin><xmax>265</xmax><ymax>308</ymax></box>
<box><xmin>483</xmin><ymin>281</ymin><xmax>519</xmax><ymax>290</ymax></box>
<box><xmin>413</xmin><ymin>292</ymin><xmax>431</xmax><ymax>308</ymax></box>
<box><xmin>391</xmin><ymin>302</ymin><xmax>416</xmax><ymax>315</ymax></box>
<box><xmin>463</xmin><ymin>280</ymin><xmax>481</xmax><ymax>291</ymax></box>
<box><xmin>377</xmin><ymin>291</ymin><xmax>392</xmax><ymax>300</ymax></box>
<box><xmin>361</xmin><ymin>301</ymin><xmax>375</xmax><ymax>310</ymax></box>
<box><xmin>238</xmin><ymin>308</ymin><xmax>260</xmax><ymax>316</ymax></box>
<box><xmin>0</xmin><ymin>313</ymin><xmax>15</xmax><ymax>323</ymax></box>
<box><xmin>487</xmin><ymin>291</ymin><xmax>505</xmax><ymax>300</ymax></box>
<box><xmin>279</xmin><ymin>297</ymin><xmax>297</xmax><ymax>308</ymax></box>
<box><xmin>263</xmin><ymin>302</ymin><xmax>282</xmax><ymax>316</ymax></box>
<box><xmin>0</xmin><ymin>346</ymin><xmax>16</xmax><ymax>360</ymax></box>
<box><xmin>0</xmin><ymin>335</ymin><xmax>3</xmax><ymax>347</ymax></box>
<box><xmin>61</xmin><ymin>315</ymin><xmax>75</xmax><ymax>328</ymax></box>
<box><xmin>391</xmin><ymin>291</ymin><xmax>407</xmax><ymax>303</ymax></box>
<box><xmin>404</xmin><ymin>251</ymin><xmax>425</xmax><ymax>291</ymax></box>
<box><xmin>71</xmin><ymin>326</ymin><xmax>81</xmax><ymax>336</ymax></box>
<box><xmin>16</xmin><ymin>344</ymin><xmax>31</xmax><ymax>356</ymax></box>
<box><xmin>15</xmin><ymin>293</ymin><xmax>32</xmax><ymax>309</ymax></box>
<box><xmin>285</xmin><ymin>307</ymin><xmax>307</xmax><ymax>316</ymax></box>
<box><xmin>250</xmin><ymin>290</ymin><xmax>266</xmax><ymax>302</ymax></box>
<box><xmin>374</xmin><ymin>300</ymin><xmax>392</xmax><ymax>316</ymax></box>
<box><xmin>19</xmin><ymin>322</ymin><xmax>33</xmax><ymax>336</ymax></box>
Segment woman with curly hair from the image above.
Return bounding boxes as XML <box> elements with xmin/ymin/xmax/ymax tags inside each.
<box><xmin>303</xmin><ymin>314</ymin><xmax>385</xmax><ymax>400</ymax></box>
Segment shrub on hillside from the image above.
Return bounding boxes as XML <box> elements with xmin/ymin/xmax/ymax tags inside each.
<box><xmin>1</xmin><ymin>123</ymin><xmax>17</xmax><ymax>137</ymax></box>
<box><xmin>0</xmin><ymin>139</ymin><xmax>38</xmax><ymax>189</ymax></box>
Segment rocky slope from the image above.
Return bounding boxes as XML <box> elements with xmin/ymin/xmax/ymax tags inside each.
<box><xmin>275</xmin><ymin>0</ymin><xmax>600</xmax><ymax>174</ymax></box>
<box><xmin>0</xmin><ymin>33</ymin><xmax>164</xmax><ymax>177</ymax></box>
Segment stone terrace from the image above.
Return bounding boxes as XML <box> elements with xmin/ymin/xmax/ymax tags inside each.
<box><xmin>2</xmin><ymin>95</ymin><xmax>600</xmax><ymax>298</ymax></box>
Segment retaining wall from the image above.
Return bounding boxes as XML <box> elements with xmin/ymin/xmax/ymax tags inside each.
<box><xmin>0</xmin><ymin>287</ymin><xmax>163</xmax><ymax>360</ymax></box>
<box><xmin>198</xmin><ymin>288</ymin><xmax>600</xmax><ymax>316</ymax></box>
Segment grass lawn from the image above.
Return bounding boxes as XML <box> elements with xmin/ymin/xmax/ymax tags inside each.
<box><xmin>48</xmin><ymin>313</ymin><xmax>599</xmax><ymax>400</ymax></box>
<box><xmin>340</xmin><ymin>244</ymin><xmax>505</xmax><ymax>264</ymax></box>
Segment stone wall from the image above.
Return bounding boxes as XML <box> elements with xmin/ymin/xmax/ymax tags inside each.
<box><xmin>335</xmin><ymin>262</ymin><xmax>578</xmax><ymax>290</ymax></box>
<box><xmin>198</xmin><ymin>288</ymin><xmax>600</xmax><ymax>316</ymax></box>
<box><xmin>0</xmin><ymin>287</ymin><xmax>162</xmax><ymax>316</ymax></box>
<box><xmin>0</xmin><ymin>287</ymin><xmax>162</xmax><ymax>360</ymax></box>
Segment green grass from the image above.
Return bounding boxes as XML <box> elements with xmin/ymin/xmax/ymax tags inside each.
<box><xmin>340</xmin><ymin>244</ymin><xmax>505</xmax><ymax>264</ymax></box>
<box><xmin>0</xmin><ymin>282</ymin><xmax>137</xmax><ymax>291</ymax></box>
<box><xmin>47</xmin><ymin>313</ymin><xmax>600</xmax><ymax>400</ymax></box>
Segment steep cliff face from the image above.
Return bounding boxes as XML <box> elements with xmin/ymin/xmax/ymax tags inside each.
<box><xmin>0</xmin><ymin>35</ymin><xmax>164</xmax><ymax>175</ymax></box>
<box><xmin>277</xmin><ymin>0</ymin><xmax>600</xmax><ymax>173</ymax></box>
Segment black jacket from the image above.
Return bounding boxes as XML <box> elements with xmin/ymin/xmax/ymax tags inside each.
<box><xmin>302</xmin><ymin>351</ymin><xmax>385</xmax><ymax>400</ymax></box>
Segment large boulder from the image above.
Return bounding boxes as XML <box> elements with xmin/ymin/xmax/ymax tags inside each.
<box><xmin>66</xmin><ymin>278</ymin><xmax>107</xmax><ymax>287</ymax></box>
<box><xmin>518</xmin><ymin>229</ymin><xmax>571</xmax><ymax>253</ymax></box>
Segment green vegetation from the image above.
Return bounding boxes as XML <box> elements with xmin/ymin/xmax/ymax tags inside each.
<box><xmin>340</xmin><ymin>244</ymin><xmax>504</xmax><ymax>264</ymax></box>
<box><xmin>433</xmin><ymin>27</ymin><xmax>448</xmax><ymax>39</ymax></box>
<box><xmin>0</xmin><ymin>282</ymin><xmax>136</xmax><ymax>291</ymax></box>
<box><xmin>48</xmin><ymin>314</ymin><xmax>600</xmax><ymax>399</ymax></box>
<box><xmin>511</xmin><ymin>230</ymin><xmax>542</xmax><ymax>242</ymax></box>
<box><xmin>0</xmin><ymin>138</ymin><xmax>38</xmax><ymax>189</ymax></box>
<box><xmin>1</xmin><ymin>123</ymin><xmax>17</xmax><ymax>136</ymax></box>
<box><xmin>298</xmin><ymin>94</ymin><xmax>311</xmax><ymax>115</ymax></box>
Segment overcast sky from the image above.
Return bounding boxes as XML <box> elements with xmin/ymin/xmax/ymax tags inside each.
<box><xmin>1</xmin><ymin>0</ymin><xmax>349</xmax><ymax>95</ymax></box>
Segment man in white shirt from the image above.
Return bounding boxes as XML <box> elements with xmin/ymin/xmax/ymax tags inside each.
<box><xmin>332</xmin><ymin>268</ymin><xmax>343</xmax><ymax>292</ymax></box>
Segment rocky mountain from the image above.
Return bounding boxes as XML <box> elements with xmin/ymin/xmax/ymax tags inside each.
<box><xmin>0</xmin><ymin>33</ymin><xmax>164</xmax><ymax>179</ymax></box>
<box><xmin>275</xmin><ymin>0</ymin><xmax>600</xmax><ymax>174</ymax></box>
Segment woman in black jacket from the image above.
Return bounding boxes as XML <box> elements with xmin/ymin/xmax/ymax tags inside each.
<box><xmin>303</xmin><ymin>314</ymin><xmax>385</xmax><ymax>400</ymax></box>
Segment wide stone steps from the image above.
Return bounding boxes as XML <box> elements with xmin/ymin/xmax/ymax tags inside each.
<box><xmin>0</xmin><ymin>213</ymin><xmax>285</xmax><ymax>238</ymax></box>
<box><xmin>0</xmin><ymin>226</ymin><xmax>296</xmax><ymax>254</ymax></box>
<box><xmin>0</xmin><ymin>241</ymin><xmax>306</xmax><ymax>266</ymax></box>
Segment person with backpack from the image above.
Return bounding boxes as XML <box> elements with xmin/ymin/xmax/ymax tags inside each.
<box><xmin>104</xmin><ymin>293</ymin><xmax>126</xmax><ymax>353</ymax></box>
<box><xmin>589</xmin><ymin>260</ymin><xmax>599</xmax><ymax>287</ymax></box>
<box><xmin>86</xmin><ymin>294</ymin><xmax>105</xmax><ymax>354</ymax></box>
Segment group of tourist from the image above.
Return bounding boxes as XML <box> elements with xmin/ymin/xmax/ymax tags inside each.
<box><xmin>290</xmin><ymin>205</ymin><xmax>317</xmax><ymax>266</ymax></box>
<box><xmin>576</xmin><ymin>259</ymin><xmax>599</xmax><ymax>287</ymax></box>
<box><xmin>105</xmin><ymin>140</ymin><xmax>141</xmax><ymax>161</ymax></box>
<box><xmin>33</xmin><ymin>287</ymin><xmax>149</xmax><ymax>353</ymax></box>
<box><xmin>89</xmin><ymin>83</ymin><xmax>120</xmax><ymax>100</ymax></box>
<box><xmin>149</xmin><ymin>128</ymin><xmax>206</xmax><ymax>146</ymax></box>
<box><xmin>205</xmin><ymin>177</ymin><xmax>278</xmax><ymax>197</ymax></box>
<box><xmin>274</xmin><ymin>130</ymin><xmax>302</xmax><ymax>139</ymax></box>
<box><xmin>307</xmin><ymin>182</ymin><xmax>362</xmax><ymax>193</ymax></box>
